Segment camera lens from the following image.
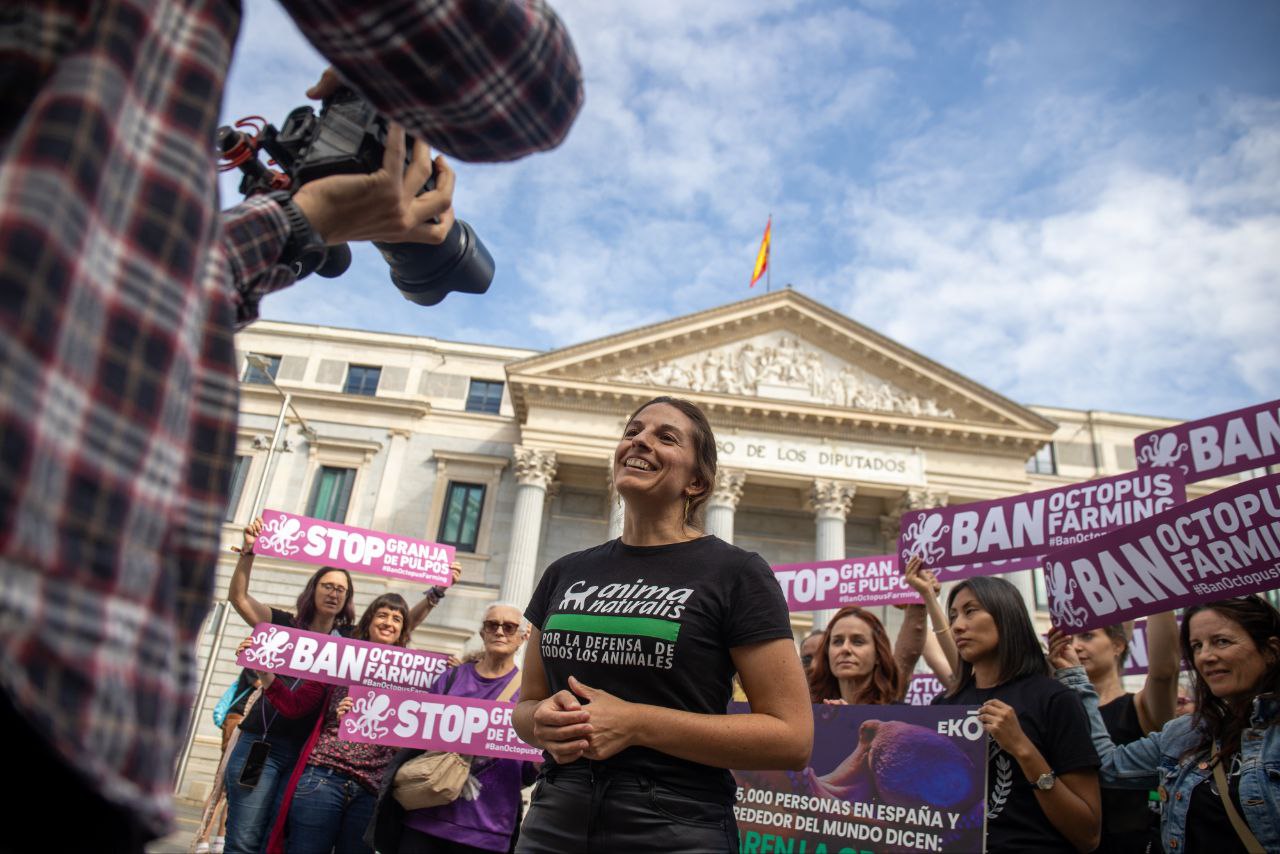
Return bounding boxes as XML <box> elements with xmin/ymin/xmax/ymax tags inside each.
<box><xmin>374</xmin><ymin>219</ymin><xmax>495</xmax><ymax>306</ymax></box>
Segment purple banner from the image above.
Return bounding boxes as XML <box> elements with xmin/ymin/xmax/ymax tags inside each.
<box><xmin>904</xmin><ymin>674</ymin><xmax>948</xmax><ymax>706</ymax></box>
<box><xmin>898</xmin><ymin>470</ymin><xmax>1186</xmax><ymax>569</ymax></box>
<box><xmin>933</xmin><ymin>554</ymin><xmax>1044</xmax><ymax>583</ymax></box>
<box><xmin>772</xmin><ymin>556</ymin><xmax>919</xmax><ymax>611</ymax></box>
<box><xmin>338</xmin><ymin>686</ymin><xmax>541</xmax><ymax>760</ymax></box>
<box><xmin>731</xmin><ymin>703</ymin><xmax>986</xmax><ymax>852</ymax></box>
<box><xmin>1122</xmin><ymin>617</ymin><xmax>1188</xmax><ymax>677</ymax></box>
<box><xmin>1043</xmin><ymin>473</ymin><xmax>1280</xmax><ymax>632</ymax></box>
<box><xmin>255</xmin><ymin>509</ymin><xmax>454</xmax><ymax>585</ymax></box>
<box><xmin>237</xmin><ymin>624</ymin><xmax>450</xmax><ymax>692</ymax></box>
<box><xmin>1135</xmin><ymin>398</ymin><xmax>1280</xmax><ymax>483</ymax></box>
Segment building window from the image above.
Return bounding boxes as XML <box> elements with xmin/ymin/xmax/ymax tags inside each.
<box><xmin>308</xmin><ymin>466</ymin><xmax>356</xmax><ymax>522</ymax></box>
<box><xmin>438</xmin><ymin>482</ymin><xmax>485</xmax><ymax>552</ymax></box>
<box><xmin>465</xmin><ymin>380</ymin><xmax>504</xmax><ymax>414</ymax></box>
<box><xmin>344</xmin><ymin>365</ymin><xmax>381</xmax><ymax>396</ymax></box>
<box><xmin>1025</xmin><ymin>443</ymin><xmax>1057</xmax><ymax>475</ymax></box>
<box><xmin>225</xmin><ymin>455</ymin><xmax>251</xmax><ymax>522</ymax></box>
<box><xmin>243</xmin><ymin>354</ymin><xmax>281</xmax><ymax>385</ymax></box>
<box><xmin>1032</xmin><ymin>569</ymin><xmax>1049</xmax><ymax>611</ymax></box>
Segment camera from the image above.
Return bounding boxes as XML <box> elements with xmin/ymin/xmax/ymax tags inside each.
<box><xmin>217</xmin><ymin>89</ymin><xmax>494</xmax><ymax>306</ymax></box>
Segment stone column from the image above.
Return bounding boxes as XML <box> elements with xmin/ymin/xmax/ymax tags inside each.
<box><xmin>703</xmin><ymin>469</ymin><xmax>745</xmax><ymax>544</ymax></box>
<box><xmin>606</xmin><ymin>477</ymin><xmax>625</xmax><ymax>540</ymax></box>
<box><xmin>499</xmin><ymin>446</ymin><xmax>558</xmax><ymax>609</ymax></box>
<box><xmin>370</xmin><ymin>429</ymin><xmax>411</xmax><ymax>530</ymax></box>
<box><xmin>809</xmin><ymin>479</ymin><xmax>857</xmax><ymax>631</ymax></box>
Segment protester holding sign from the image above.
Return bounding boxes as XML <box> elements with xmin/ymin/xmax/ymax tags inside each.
<box><xmin>239</xmin><ymin>594</ymin><xmax>413</xmax><ymax>854</ymax></box>
<box><xmin>933</xmin><ymin>577</ymin><xmax>1101</xmax><ymax>853</ymax></box>
<box><xmin>808</xmin><ymin>558</ymin><xmax>941</xmax><ymax>705</ymax></box>
<box><xmin>370</xmin><ymin>603</ymin><xmax>536</xmax><ymax>854</ymax></box>
<box><xmin>224</xmin><ymin>519</ymin><xmax>359</xmax><ymax>854</ymax></box>
<box><xmin>1050</xmin><ymin>595</ymin><xmax>1280</xmax><ymax>854</ymax></box>
<box><xmin>514</xmin><ymin>396</ymin><xmax>813</xmax><ymax>853</ymax></box>
<box><xmin>1072</xmin><ymin>612</ymin><xmax>1178</xmax><ymax>853</ymax></box>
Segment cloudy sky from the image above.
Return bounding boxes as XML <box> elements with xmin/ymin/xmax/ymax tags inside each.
<box><xmin>222</xmin><ymin>0</ymin><xmax>1279</xmax><ymax>421</ymax></box>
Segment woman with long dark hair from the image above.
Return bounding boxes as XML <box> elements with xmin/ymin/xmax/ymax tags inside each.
<box><xmin>1050</xmin><ymin>595</ymin><xmax>1280</xmax><ymax>853</ymax></box>
<box><xmin>513</xmin><ymin>396</ymin><xmax>813</xmax><ymax>853</ymax></box>
<box><xmin>237</xmin><ymin>593</ymin><xmax>414</xmax><ymax>854</ymax></box>
<box><xmin>932</xmin><ymin>576</ymin><xmax>1101</xmax><ymax>853</ymax></box>
<box><xmin>1071</xmin><ymin>612</ymin><xmax>1179</xmax><ymax>852</ymax></box>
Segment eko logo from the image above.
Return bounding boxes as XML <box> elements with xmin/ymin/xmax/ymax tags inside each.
<box><xmin>936</xmin><ymin>709</ymin><xmax>984</xmax><ymax>741</ymax></box>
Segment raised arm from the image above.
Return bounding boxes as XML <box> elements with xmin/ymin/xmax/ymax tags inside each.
<box><xmin>891</xmin><ymin>604</ymin><xmax>927</xmax><ymax>700</ymax></box>
<box><xmin>901</xmin><ymin>556</ymin><xmax>959</xmax><ymax>679</ymax></box>
<box><xmin>279</xmin><ymin>0</ymin><xmax>584</xmax><ymax>163</ymax></box>
<box><xmin>407</xmin><ymin>562</ymin><xmax>462</xmax><ymax>630</ymax></box>
<box><xmin>1134</xmin><ymin>611</ymin><xmax>1180</xmax><ymax>732</ymax></box>
<box><xmin>227</xmin><ymin>517</ymin><xmax>272</xmax><ymax>628</ymax></box>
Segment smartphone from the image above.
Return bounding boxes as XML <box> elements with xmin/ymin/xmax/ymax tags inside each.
<box><xmin>237</xmin><ymin>740</ymin><xmax>271</xmax><ymax>789</ymax></box>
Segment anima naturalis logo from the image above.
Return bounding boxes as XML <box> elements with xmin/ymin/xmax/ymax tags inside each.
<box><xmin>540</xmin><ymin>578</ymin><xmax>695</xmax><ymax>670</ymax></box>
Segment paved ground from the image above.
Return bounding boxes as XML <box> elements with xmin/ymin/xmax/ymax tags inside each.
<box><xmin>146</xmin><ymin>799</ymin><xmax>205</xmax><ymax>854</ymax></box>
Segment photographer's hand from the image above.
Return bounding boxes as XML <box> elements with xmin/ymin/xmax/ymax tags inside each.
<box><xmin>291</xmin><ymin>121</ymin><xmax>456</xmax><ymax>246</ymax></box>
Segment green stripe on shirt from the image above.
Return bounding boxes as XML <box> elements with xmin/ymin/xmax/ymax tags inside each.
<box><xmin>544</xmin><ymin>613</ymin><xmax>681</xmax><ymax>641</ymax></box>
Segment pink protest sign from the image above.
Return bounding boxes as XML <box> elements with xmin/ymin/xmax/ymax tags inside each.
<box><xmin>1122</xmin><ymin>617</ymin><xmax>1188</xmax><ymax>677</ymax></box>
<box><xmin>897</xmin><ymin>470</ymin><xmax>1186</xmax><ymax>569</ymax></box>
<box><xmin>255</xmin><ymin>509</ymin><xmax>454</xmax><ymax>585</ymax></box>
<box><xmin>772</xmin><ymin>556</ymin><xmax>919</xmax><ymax>611</ymax></box>
<box><xmin>1135</xmin><ymin>398</ymin><xmax>1280</xmax><ymax>483</ymax></box>
<box><xmin>933</xmin><ymin>554</ymin><xmax>1044</xmax><ymax>583</ymax></box>
<box><xmin>1043</xmin><ymin>473</ymin><xmax>1280</xmax><ymax>633</ymax></box>
<box><xmin>904</xmin><ymin>673</ymin><xmax>948</xmax><ymax>706</ymax></box>
<box><xmin>237</xmin><ymin>624</ymin><xmax>450</xmax><ymax>692</ymax></box>
<box><xmin>338</xmin><ymin>686</ymin><xmax>541</xmax><ymax>761</ymax></box>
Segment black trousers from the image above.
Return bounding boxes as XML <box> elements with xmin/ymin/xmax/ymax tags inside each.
<box><xmin>516</xmin><ymin>765</ymin><xmax>738</xmax><ymax>854</ymax></box>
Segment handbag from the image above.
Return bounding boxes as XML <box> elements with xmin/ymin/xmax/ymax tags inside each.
<box><xmin>392</xmin><ymin>666</ymin><xmax>523</xmax><ymax>810</ymax></box>
<box><xmin>212</xmin><ymin>681</ymin><xmax>252</xmax><ymax>728</ymax></box>
<box><xmin>1211</xmin><ymin>751</ymin><xmax>1265</xmax><ymax>854</ymax></box>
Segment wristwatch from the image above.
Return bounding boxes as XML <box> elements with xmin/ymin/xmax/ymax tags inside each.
<box><xmin>267</xmin><ymin>191</ymin><xmax>327</xmax><ymax>279</ymax></box>
<box><xmin>1034</xmin><ymin>771</ymin><xmax>1056</xmax><ymax>791</ymax></box>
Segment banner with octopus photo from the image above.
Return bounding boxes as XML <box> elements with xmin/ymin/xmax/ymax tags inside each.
<box><xmin>731</xmin><ymin>703</ymin><xmax>987</xmax><ymax>853</ymax></box>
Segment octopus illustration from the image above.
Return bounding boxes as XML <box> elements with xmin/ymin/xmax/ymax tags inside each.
<box><xmin>242</xmin><ymin>626</ymin><xmax>294</xmax><ymax>670</ymax></box>
<box><xmin>1136</xmin><ymin>433</ymin><xmax>1189</xmax><ymax>474</ymax></box>
<box><xmin>900</xmin><ymin>514</ymin><xmax>950</xmax><ymax>566</ymax></box>
<box><xmin>260</xmin><ymin>514</ymin><xmax>306</xmax><ymax>556</ymax></box>
<box><xmin>343</xmin><ymin>691</ymin><xmax>394</xmax><ymax>739</ymax></box>
<box><xmin>1045</xmin><ymin>562</ymin><xmax>1088</xmax><ymax>629</ymax></box>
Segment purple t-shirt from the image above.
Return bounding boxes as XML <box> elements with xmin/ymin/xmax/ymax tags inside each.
<box><xmin>404</xmin><ymin>662</ymin><xmax>529</xmax><ymax>851</ymax></box>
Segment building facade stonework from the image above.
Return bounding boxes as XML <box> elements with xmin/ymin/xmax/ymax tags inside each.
<box><xmin>176</xmin><ymin>290</ymin><xmax>1241</xmax><ymax>800</ymax></box>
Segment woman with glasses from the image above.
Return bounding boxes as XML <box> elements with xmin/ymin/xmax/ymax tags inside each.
<box><xmin>513</xmin><ymin>396</ymin><xmax>812</xmax><ymax>853</ymax></box>
<box><xmin>369</xmin><ymin>603</ymin><xmax>536</xmax><ymax>854</ymax></box>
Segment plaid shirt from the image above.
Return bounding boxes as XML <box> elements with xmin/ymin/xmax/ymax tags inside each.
<box><xmin>0</xmin><ymin>0</ymin><xmax>580</xmax><ymax>836</ymax></box>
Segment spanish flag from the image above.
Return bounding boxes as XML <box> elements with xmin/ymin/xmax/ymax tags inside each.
<box><xmin>749</xmin><ymin>217</ymin><xmax>771</xmax><ymax>288</ymax></box>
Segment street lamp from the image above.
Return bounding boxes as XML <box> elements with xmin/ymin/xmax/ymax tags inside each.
<box><xmin>244</xmin><ymin>354</ymin><xmax>317</xmax><ymax>518</ymax></box>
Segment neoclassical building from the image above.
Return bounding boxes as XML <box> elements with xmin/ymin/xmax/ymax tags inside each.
<box><xmin>176</xmin><ymin>289</ymin><xmax>1243</xmax><ymax>799</ymax></box>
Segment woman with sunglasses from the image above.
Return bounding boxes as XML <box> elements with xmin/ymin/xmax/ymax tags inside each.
<box><xmin>513</xmin><ymin>396</ymin><xmax>813</xmax><ymax>853</ymax></box>
<box><xmin>1050</xmin><ymin>595</ymin><xmax>1280</xmax><ymax>854</ymax></box>
<box><xmin>369</xmin><ymin>603</ymin><xmax>535</xmax><ymax>854</ymax></box>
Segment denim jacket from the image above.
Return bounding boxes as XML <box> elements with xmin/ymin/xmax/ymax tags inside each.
<box><xmin>1056</xmin><ymin>666</ymin><xmax>1280</xmax><ymax>853</ymax></box>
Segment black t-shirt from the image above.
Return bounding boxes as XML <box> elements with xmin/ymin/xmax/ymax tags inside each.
<box><xmin>933</xmin><ymin>673</ymin><xmax>1100</xmax><ymax>854</ymax></box>
<box><xmin>525</xmin><ymin>536</ymin><xmax>793</xmax><ymax>803</ymax></box>
<box><xmin>1185</xmin><ymin>753</ymin><xmax>1248</xmax><ymax>854</ymax></box>
<box><xmin>238</xmin><ymin>608</ymin><xmax>354</xmax><ymax>739</ymax></box>
<box><xmin>1096</xmin><ymin>692</ymin><xmax>1160</xmax><ymax>852</ymax></box>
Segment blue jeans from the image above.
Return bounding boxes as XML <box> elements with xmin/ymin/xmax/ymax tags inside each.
<box><xmin>223</xmin><ymin>732</ymin><xmax>303</xmax><ymax>854</ymax></box>
<box><xmin>284</xmin><ymin>765</ymin><xmax>376</xmax><ymax>854</ymax></box>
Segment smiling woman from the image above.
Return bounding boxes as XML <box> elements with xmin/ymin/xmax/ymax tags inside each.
<box><xmin>512</xmin><ymin>396</ymin><xmax>814</xmax><ymax>853</ymax></box>
<box><xmin>1051</xmin><ymin>595</ymin><xmax>1280</xmax><ymax>854</ymax></box>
